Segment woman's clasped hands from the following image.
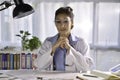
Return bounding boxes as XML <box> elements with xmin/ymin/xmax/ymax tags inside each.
<box><xmin>51</xmin><ymin>36</ymin><xmax>70</xmax><ymax>56</ymax></box>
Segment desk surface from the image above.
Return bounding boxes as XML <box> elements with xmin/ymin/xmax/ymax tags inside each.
<box><xmin>0</xmin><ymin>69</ymin><xmax>104</xmax><ymax>80</ymax></box>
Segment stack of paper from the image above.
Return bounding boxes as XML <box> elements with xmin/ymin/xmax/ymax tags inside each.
<box><xmin>91</xmin><ymin>70</ymin><xmax>120</xmax><ymax>80</ymax></box>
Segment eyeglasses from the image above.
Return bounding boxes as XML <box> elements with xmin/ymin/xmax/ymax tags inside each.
<box><xmin>55</xmin><ymin>20</ymin><xmax>70</xmax><ymax>24</ymax></box>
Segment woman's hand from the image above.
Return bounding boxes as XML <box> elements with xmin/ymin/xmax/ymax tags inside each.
<box><xmin>51</xmin><ymin>37</ymin><xmax>63</xmax><ymax>55</ymax></box>
<box><xmin>60</xmin><ymin>37</ymin><xmax>70</xmax><ymax>51</ymax></box>
<box><xmin>51</xmin><ymin>36</ymin><xmax>71</xmax><ymax>55</ymax></box>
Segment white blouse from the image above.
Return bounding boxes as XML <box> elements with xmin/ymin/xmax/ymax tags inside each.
<box><xmin>34</xmin><ymin>34</ymin><xmax>94</xmax><ymax>72</ymax></box>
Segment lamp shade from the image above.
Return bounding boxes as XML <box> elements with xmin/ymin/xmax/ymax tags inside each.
<box><xmin>13</xmin><ymin>0</ymin><xmax>34</xmax><ymax>19</ymax></box>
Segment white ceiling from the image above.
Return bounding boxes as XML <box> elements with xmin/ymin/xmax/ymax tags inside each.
<box><xmin>0</xmin><ymin>0</ymin><xmax>119</xmax><ymax>5</ymax></box>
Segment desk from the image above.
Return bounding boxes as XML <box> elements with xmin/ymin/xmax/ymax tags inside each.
<box><xmin>0</xmin><ymin>70</ymin><xmax>104</xmax><ymax>80</ymax></box>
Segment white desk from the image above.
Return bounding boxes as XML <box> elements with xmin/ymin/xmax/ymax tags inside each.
<box><xmin>0</xmin><ymin>70</ymin><xmax>104</xmax><ymax>80</ymax></box>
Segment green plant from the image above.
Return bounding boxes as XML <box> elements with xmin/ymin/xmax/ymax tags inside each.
<box><xmin>28</xmin><ymin>36</ymin><xmax>41</xmax><ymax>51</ymax></box>
<box><xmin>16</xmin><ymin>30</ymin><xmax>41</xmax><ymax>51</ymax></box>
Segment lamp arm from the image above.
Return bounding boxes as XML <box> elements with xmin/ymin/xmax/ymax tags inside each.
<box><xmin>14</xmin><ymin>0</ymin><xmax>24</xmax><ymax>5</ymax></box>
<box><xmin>0</xmin><ymin>2</ymin><xmax>4</xmax><ymax>6</ymax></box>
<box><xmin>5</xmin><ymin>1</ymin><xmax>14</xmax><ymax>8</ymax></box>
<box><xmin>0</xmin><ymin>7</ymin><xmax>7</xmax><ymax>11</ymax></box>
<box><xmin>0</xmin><ymin>1</ymin><xmax>14</xmax><ymax>11</ymax></box>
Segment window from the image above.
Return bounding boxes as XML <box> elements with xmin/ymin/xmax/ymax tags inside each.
<box><xmin>68</xmin><ymin>2</ymin><xmax>93</xmax><ymax>44</ymax></box>
<box><xmin>0</xmin><ymin>0</ymin><xmax>120</xmax><ymax>49</ymax></box>
<box><xmin>0</xmin><ymin>6</ymin><xmax>33</xmax><ymax>47</ymax></box>
<box><xmin>98</xmin><ymin>3</ymin><xmax>120</xmax><ymax>46</ymax></box>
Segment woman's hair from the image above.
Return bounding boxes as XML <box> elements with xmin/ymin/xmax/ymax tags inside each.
<box><xmin>55</xmin><ymin>6</ymin><xmax>74</xmax><ymax>29</ymax></box>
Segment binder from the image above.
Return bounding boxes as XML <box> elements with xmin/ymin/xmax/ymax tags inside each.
<box><xmin>14</xmin><ymin>54</ymin><xmax>17</xmax><ymax>69</ymax></box>
<box><xmin>21</xmin><ymin>53</ymin><xmax>26</xmax><ymax>69</ymax></box>
<box><xmin>16</xmin><ymin>53</ymin><xmax>20</xmax><ymax>69</ymax></box>
<box><xmin>10</xmin><ymin>53</ymin><xmax>14</xmax><ymax>69</ymax></box>
<box><xmin>26</xmin><ymin>53</ymin><xmax>32</xmax><ymax>69</ymax></box>
<box><xmin>0</xmin><ymin>53</ymin><xmax>2</xmax><ymax>70</ymax></box>
<box><xmin>1</xmin><ymin>53</ymin><xmax>8</xmax><ymax>70</ymax></box>
<box><xmin>6</xmin><ymin>53</ymin><xmax>10</xmax><ymax>70</ymax></box>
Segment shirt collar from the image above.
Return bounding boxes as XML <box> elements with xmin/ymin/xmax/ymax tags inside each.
<box><xmin>68</xmin><ymin>34</ymin><xmax>79</xmax><ymax>46</ymax></box>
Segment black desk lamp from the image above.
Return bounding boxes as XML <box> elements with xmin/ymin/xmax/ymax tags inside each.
<box><xmin>13</xmin><ymin>0</ymin><xmax>34</xmax><ymax>19</ymax></box>
<box><xmin>0</xmin><ymin>0</ymin><xmax>34</xmax><ymax>19</ymax></box>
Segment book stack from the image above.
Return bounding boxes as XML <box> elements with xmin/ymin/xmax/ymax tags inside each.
<box><xmin>0</xmin><ymin>52</ymin><xmax>36</xmax><ymax>70</ymax></box>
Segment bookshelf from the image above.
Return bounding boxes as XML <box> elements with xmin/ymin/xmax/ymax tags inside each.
<box><xmin>0</xmin><ymin>50</ymin><xmax>37</xmax><ymax>70</ymax></box>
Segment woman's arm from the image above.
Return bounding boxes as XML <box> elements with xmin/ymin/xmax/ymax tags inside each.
<box><xmin>69</xmin><ymin>39</ymin><xmax>94</xmax><ymax>72</ymax></box>
<box><xmin>34</xmin><ymin>39</ymin><xmax>53</xmax><ymax>70</ymax></box>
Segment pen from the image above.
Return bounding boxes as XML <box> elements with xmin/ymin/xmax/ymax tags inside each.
<box><xmin>76</xmin><ymin>76</ymin><xmax>87</xmax><ymax>80</ymax></box>
<box><xmin>37</xmin><ymin>77</ymin><xmax>43</xmax><ymax>80</ymax></box>
<box><xmin>83</xmin><ymin>74</ymin><xmax>98</xmax><ymax>78</ymax></box>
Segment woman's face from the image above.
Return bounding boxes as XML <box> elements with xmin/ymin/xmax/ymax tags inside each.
<box><xmin>55</xmin><ymin>14</ymin><xmax>73</xmax><ymax>36</ymax></box>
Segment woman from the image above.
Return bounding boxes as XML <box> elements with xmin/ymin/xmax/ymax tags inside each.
<box><xmin>34</xmin><ymin>6</ymin><xmax>93</xmax><ymax>72</ymax></box>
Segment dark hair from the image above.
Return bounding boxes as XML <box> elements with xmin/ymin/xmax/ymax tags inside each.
<box><xmin>55</xmin><ymin>6</ymin><xmax>74</xmax><ymax>29</ymax></box>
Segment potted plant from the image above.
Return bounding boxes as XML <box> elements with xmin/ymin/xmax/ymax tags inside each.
<box><xmin>16</xmin><ymin>30</ymin><xmax>41</xmax><ymax>51</ymax></box>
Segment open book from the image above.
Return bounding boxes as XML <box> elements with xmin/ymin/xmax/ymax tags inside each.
<box><xmin>91</xmin><ymin>70</ymin><xmax>120</xmax><ymax>80</ymax></box>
